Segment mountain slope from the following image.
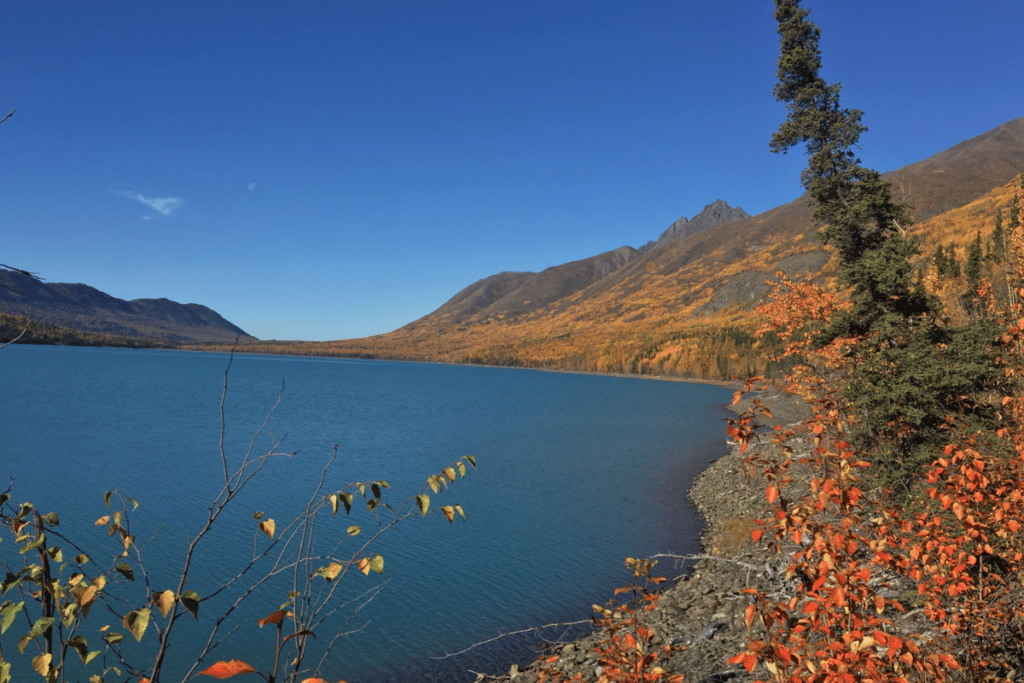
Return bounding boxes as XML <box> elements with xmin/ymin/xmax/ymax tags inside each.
<box><xmin>0</xmin><ymin>269</ymin><xmax>254</xmax><ymax>344</ymax></box>
<box><xmin>218</xmin><ymin>117</ymin><xmax>1024</xmax><ymax>378</ymax></box>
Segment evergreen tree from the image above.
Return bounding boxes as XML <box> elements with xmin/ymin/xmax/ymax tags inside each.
<box><xmin>1011</xmin><ymin>182</ymin><xmax>1021</xmax><ymax>231</ymax></box>
<box><xmin>770</xmin><ymin>0</ymin><xmax>1000</xmax><ymax>492</ymax></box>
<box><xmin>966</xmin><ymin>231</ymin><xmax>984</xmax><ymax>293</ymax></box>
<box><xmin>990</xmin><ymin>211</ymin><xmax>1005</xmax><ymax>262</ymax></box>
<box><xmin>947</xmin><ymin>247</ymin><xmax>961</xmax><ymax>278</ymax></box>
<box><xmin>934</xmin><ymin>244</ymin><xmax>949</xmax><ymax>276</ymax></box>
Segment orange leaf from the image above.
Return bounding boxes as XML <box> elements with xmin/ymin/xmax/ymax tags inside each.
<box><xmin>198</xmin><ymin>659</ymin><xmax>257</xmax><ymax>678</ymax></box>
<box><xmin>257</xmin><ymin>610</ymin><xmax>290</xmax><ymax>627</ymax></box>
<box><xmin>766</xmin><ymin>486</ymin><xmax>779</xmax><ymax>504</ymax></box>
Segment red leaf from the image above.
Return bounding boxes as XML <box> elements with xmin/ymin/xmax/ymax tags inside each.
<box><xmin>198</xmin><ymin>660</ymin><xmax>257</xmax><ymax>679</ymax></box>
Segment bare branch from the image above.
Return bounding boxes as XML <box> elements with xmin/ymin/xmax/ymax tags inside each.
<box><xmin>432</xmin><ymin>620</ymin><xmax>591</xmax><ymax>660</ymax></box>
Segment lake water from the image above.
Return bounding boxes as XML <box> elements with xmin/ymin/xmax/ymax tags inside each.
<box><xmin>1</xmin><ymin>345</ymin><xmax>731</xmax><ymax>682</ymax></box>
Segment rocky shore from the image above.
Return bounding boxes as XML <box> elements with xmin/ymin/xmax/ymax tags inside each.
<box><xmin>476</xmin><ymin>392</ymin><xmax>810</xmax><ymax>683</ymax></box>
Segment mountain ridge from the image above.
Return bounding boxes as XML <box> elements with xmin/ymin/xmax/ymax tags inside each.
<box><xmin>250</xmin><ymin>116</ymin><xmax>1024</xmax><ymax>378</ymax></box>
<box><xmin>0</xmin><ymin>269</ymin><xmax>254</xmax><ymax>344</ymax></box>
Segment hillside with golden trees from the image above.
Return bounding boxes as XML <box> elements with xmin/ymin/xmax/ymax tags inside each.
<box><xmin>197</xmin><ymin>118</ymin><xmax>1024</xmax><ymax>381</ymax></box>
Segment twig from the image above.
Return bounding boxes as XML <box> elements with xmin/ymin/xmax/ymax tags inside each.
<box><xmin>650</xmin><ymin>553</ymin><xmax>767</xmax><ymax>573</ymax></box>
<box><xmin>0</xmin><ymin>326</ymin><xmax>28</xmax><ymax>348</ymax></box>
<box><xmin>432</xmin><ymin>620</ymin><xmax>591</xmax><ymax>660</ymax></box>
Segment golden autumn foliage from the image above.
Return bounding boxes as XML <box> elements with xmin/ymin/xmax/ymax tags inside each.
<box><xmin>727</xmin><ymin>177</ymin><xmax>1024</xmax><ymax>682</ymax></box>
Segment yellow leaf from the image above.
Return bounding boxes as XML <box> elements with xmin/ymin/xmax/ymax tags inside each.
<box><xmin>416</xmin><ymin>494</ymin><xmax>429</xmax><ymax>517</ymax></box>
<box><xmin>441</xmin><ymin>506</ymin><xmax>454</xmax><ymax>523</ymax></box>
<box><xmin>154</xmin><ymin>590</ymin><xmax>175</xmax><ymax>618</ymax></box>
<box><xmin>259</xmin><ymin>519</ymin><xmax>276</xmax><ymax>539</ymax></box>
<box><xmin>32</xmin><ymin>653</ymin><xmax>52</xmax><ymax>677</ymax></box>
<box><xmin>94</xmin><ymin>516</ymin><xmax>110</xmax><ymax>526</ymax></box>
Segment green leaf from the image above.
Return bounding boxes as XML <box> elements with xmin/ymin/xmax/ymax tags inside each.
<box><xmin>103</xmin><ymin>491</ymin><xmax>111</xmax><ymax>508</ymax></box>
<box><xmin>17</xmin><ymin>503</ymin><xmax>33</xmax><ymax>520</ymax></box>
<box><xmin>465</xmin><ymin>454</ymin><xmax>476</xmax><ymax>468</ymax></box>
<box><xmin>1</xmin><ymin>659</ymin><xmax>10</xmax><ymax>683</ymax></box>
<box><xmin>368</xmin><ymin>554</ymin><xmax>384</xmax><ymax>575</ymax></box>
<box><xmin>67</xmin><ymin>635</ymin><xmax>89</xmax><ymax>662</ymax></box>
<box><xmin>122</xmin><ymin>608</ymin><xmax>150</xmax><ymax>642</ymax></box>
<box><xmin>347</xmin><ymin>525</ymin><xmax>360</xmax><ymax>537</ymax></box>
<box><xmin>25</xmin><ymin>616</ymin><xmax>53</xmax><ymax>640</ymax></box>
<box><xmin>115</xmin><ymin>563</ymin><xmax>134</xmax><ymax>581</ymax></box>
<box><xmin>340</xmin><ymin>492</ymin><xmax>353</xmax><ymax>514</ymax></box>
<box><xmin>18</xmin><ymin>617</ymin><xmax>54</xmax><ymax>654</ymax></box>
<box><xmin>2</xmin><ymin>572</ymin><xmax>21</xmax><ymax>595</ymax></box>
<box><xmin>45</xmin><ymin>547</ymin><xmax>62</xmax><ymax>563</ymax></box>
<box><xmin>20</xmin><ymin>532</ymin><xmax>45</xmax><ymax>554</ymax></box>
<box><xmin>179</xmin><ymin>590</ymin><xmax>200</xmax><ymax>619</ymax></box>
<box><xmin>378</xmin><ymin>480</ymin><xmax>390</xmax><ymax>489</ymax></box>
<box><xmin>0</xmin><ymin>601</ymin><xmax>24</xmax><ymax>635</ymax></box>
<box><xmin>41</xmin><ymin>512</ymin><xmax>59</xmax><ymax>526</ymax></box>
<box><xmin>329</xmin><ymin>494</ymin><xmax>339</xmax><ymax>516</ymax></box>
<box><xmin>443</xmin><ymin>467</ymin><xmax>456</xmax><ymax>483</ymax></box>
<box><xmin>455</xmin><ymin>504</ymin><xmax>465</xmax><ymax>521</ymax></box>
<box><xmin>102</xmin><ymin>632</ymin><xmax>123</xmax><ymax>645</ymax></box>
<box><xmin>456</xmin><ymin>461</ymin><xmax>466</xmax><ymax>477</ymax></box>
<box><xmin>416</xmin><ymin>494</ymin><xmax>429</xmax><ymax>517</ymax></box>
<box><xmin>73</xmin><ymin>554</ymin><xmax>90</xmax><ymax>565</ymax></box>
<box><xmin>371</xmin><ymin>483</ymin><xmax>381</xmax><ymax>499</ymax></box>
<box><xmin>428</xmin><ymin>476</ymin><xmax>440</xmax><ymax>494</ymax></box>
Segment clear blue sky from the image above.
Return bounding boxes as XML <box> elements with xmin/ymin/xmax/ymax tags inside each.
<box><xmin>4</xmin><ymin>1</ymin><xmax>1021</xmax><ymax>341</ymax></box>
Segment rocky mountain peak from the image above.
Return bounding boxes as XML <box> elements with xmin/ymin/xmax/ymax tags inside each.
<box><xmin>658</xmin><ymin>199</ymin><xmax>749</xmax><ymax>242</ymax></box>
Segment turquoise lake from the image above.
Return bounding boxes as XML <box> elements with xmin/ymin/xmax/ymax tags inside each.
<box><xmin>1</xmin><ymin>345</ymin><xmax>731</xmax><ymax>682</ymax></box>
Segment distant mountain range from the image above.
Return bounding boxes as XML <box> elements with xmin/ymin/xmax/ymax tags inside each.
<box><xmin>0</xmin><ymin>270</ymin><xmax>253</xmax><ymax>344</ymax></box>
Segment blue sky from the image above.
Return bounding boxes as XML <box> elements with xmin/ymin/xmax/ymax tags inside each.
<box><xmin>4</xmin><ymin>1</ymin><xmax>1022</xmax><ymax>341</ymax></box>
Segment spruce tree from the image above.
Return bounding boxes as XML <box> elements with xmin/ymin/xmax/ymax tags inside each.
<box><xmin>934</xmin><ymin>244</ymin><xmax>949</xmax><ymax>276</ymax></box>
<box><xmin>990</xmin><ymin>211</ymin><xmax>1005</xmax><ymax>262</ymax></box>
<box><xmin>1011</xmin><ymin>184</ymin><xmax>1021</xmax><ymax>231</ymax></box>
<box><xmin>770</xmin><ymin>0</ymin><xmax>1000</xmax><ymax>492</ymax></box>
<box><xmin>966</xmin><ymin>232</ymin><xmax>984</xmax><ymax>293</ymax></box>
<box><xmin>947</xmin><ymin>247</ymin><xmax>961</xmax><ymax>278</ymax></box>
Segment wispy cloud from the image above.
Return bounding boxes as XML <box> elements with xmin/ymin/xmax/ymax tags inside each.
<box><xmin>248</xmin><ymin>182</ymin><xmax>257</xmax><ymax>192</ymax></box>
<box><xmin>113</xmin><ymin>190</ymin><xmax>183</xmax><ymax>216</ymax></box>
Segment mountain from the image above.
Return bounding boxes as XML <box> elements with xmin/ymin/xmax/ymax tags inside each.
<box><xmin>213</xmin><ymin>117</ymin><xmax>1024</xmax><ymax>379</ymax></box>
<box><xmin>656</xmin><ymin>199</ymin><xmax>751</xmax><ymax>244</ymax></box>
<box><xmin>0</xmin><ymin>269</ymin><xmax>254</xmax><ymax>344</ymax></box>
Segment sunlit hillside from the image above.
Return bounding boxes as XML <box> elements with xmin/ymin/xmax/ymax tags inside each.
<box><xmin>198</xmin><ymin>119</ymin><xmax>1024</xmax><ymax>381</ymax></box>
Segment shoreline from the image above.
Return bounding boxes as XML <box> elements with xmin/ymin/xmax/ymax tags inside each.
<box><xmin>476</xmin><ymin>391</ymin><xmax>807</xmax><ymax>683</ymax></box>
